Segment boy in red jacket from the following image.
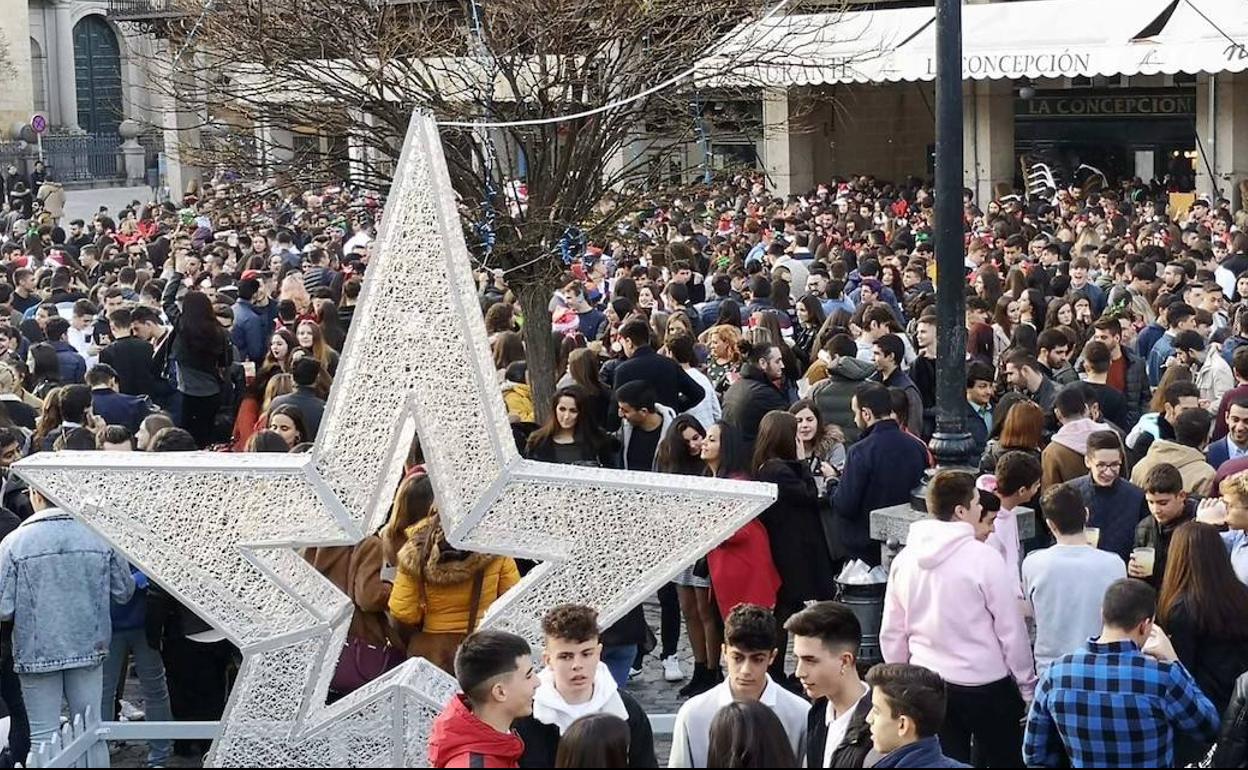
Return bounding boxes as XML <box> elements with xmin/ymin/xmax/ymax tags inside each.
<box><xmin>429</xmin><ymin>630</ymin><xmax>539</xmax><ymax>768</ymax></box>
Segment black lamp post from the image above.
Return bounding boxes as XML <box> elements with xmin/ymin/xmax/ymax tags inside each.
<box><xmin>928</xmin><ymin>0</ymin><xmax>977</xmax><ymax>469</ymax></box>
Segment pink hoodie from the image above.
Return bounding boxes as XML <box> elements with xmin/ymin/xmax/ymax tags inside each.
<box><xmin>880</xmin><ymin>519</ymin><xmax>1037</xmax><ymax>700</ymax></box>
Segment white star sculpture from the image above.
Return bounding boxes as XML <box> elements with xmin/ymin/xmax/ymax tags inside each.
<box><xmin>14</xmin><ymin>113</ymin><xmax>776</xmax><ymax>767</ymax></box>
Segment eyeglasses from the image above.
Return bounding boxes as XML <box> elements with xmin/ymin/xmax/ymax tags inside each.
<box><xmin>1092</xmin><ymin>462</ymin><xmax>1122</xmax><ymax>472</ymax></box>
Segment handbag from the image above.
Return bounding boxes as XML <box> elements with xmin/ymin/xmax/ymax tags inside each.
<box><xmin>330</xmin><ymin>539</ymin><xmax>406</xmax><ymax>695</ymax></box>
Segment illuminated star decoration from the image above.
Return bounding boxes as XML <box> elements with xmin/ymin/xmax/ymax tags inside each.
<box><xmin>16</xmin><ymin>112</ymin><xmax>775</xmax><ymax>767</ymax></box>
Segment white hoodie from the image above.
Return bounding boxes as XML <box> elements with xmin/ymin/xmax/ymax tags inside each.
<box><xmin>531</xmin><ymin>662</ymin><xmax>628</xmax><ymax>734</ymax></box>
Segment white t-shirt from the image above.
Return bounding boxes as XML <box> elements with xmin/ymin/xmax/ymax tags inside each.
<box><xmin>823</xmin><ymin>683</ymin><xmax>870</xmax><ymax>768</ymax></box>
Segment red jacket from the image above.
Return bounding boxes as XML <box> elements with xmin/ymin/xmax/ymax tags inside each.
<box><xmin>707</xmin><ymin>519</ymin><xmax>782</xmax><ymax>618</ymax></box>
<box><xmin>428</xmin><ymin>694</ymin><xmax>525</xmax><ymax>769</ymax></box>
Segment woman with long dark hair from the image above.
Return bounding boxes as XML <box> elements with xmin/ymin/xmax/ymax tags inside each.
<box><xmin>525</xmin><ymin>387</ymin><xmax>619</xmax><ymax>467</ymax></box>
<box><xmin>26</xmin><ymin>342</ymin><xmax>61</xmax><ymax>400</ymax></box>
<box><xmin>656</xmin><ymin>414</ymin><xmax>719</xmax><ymax>697</ymax></box>
<box><xmin>1157</xmin><ymin>522</ymin><xmax>1248</xmax><ymax>717</ymax></box>
<box><xmin>554</xmin><ymin>713</ymin><xmax>630</xmax><ymax>769</ymax></box>
<box><xmin>563</xmin><ymin>348</ymin><xmax>611</xmax><ymax>429</ymax></box>
<box><xmin>170</xmin><ymin>290</ymin><xmax>234</xmax><ymax>447</ymax></box>
<box><xmin>705</xmin><ymin>700</ymin><xmax>799</xmax><ymax>768</ymax></box>
<box><xmin>752</xmin><ymin>411</ymin><xmax>835</xmax><ymax>680</ymax></box>
<box><xmin>296</xmin><ymin>320</ymin><xmax>339</xmax><ymax>377</ymax></box>
<box><xmin>793</xmin><ymin>295</ymin><xmax>826</xmax><ymax>369</ymax></box>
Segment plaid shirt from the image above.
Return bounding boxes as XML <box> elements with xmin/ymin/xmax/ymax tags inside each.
<box><xmin>1023</xmin><ymin>638</ymin><xmax>1219</xmax><ymax>768</ymax></box>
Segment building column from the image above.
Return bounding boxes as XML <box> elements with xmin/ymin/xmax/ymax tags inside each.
<box><xmin>962</xmin><ymin>79</ymin><xmax>1014</xmax><ymax>208</ymax></box>
<box><xmin>1197</xmin><ymin>73</ymin><xmax>1248</xmax><ymax>210</ymax></box>
<box><xmin>54</xmin><ymin>0</ymin><xmax>78</xmax><ymax>131</ymax></box>
<box><xmin>0</xmin><ymin>0</ymin><xmax>32</xmax><ymax>135</ymax></box>
<box><xmin>346</xmin><ymin>108</ymin><xmax>377</xmax><ymax>186</ymax></box>
<box><xmin>157</xmin><ymin>44</ymin><xmax>201</xmax><ymax>203</ymax></box>
<box><xmin>762</xmin><ymin>87</ymin><xmax>813</xmax><ymax>197</ymax></box>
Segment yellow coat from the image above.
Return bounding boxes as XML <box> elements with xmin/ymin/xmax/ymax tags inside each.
<box><xmin>388</xmin><ymin>518</ymin><xmax>520</xmax><ymax>634</ymax></box>
<box><xmin>502</xmin><ymin>382</ymin><xmax>535</xmax><ymax>423</ymax></box>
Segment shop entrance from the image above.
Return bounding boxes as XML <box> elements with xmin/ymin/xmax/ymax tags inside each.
<box><xmin>1015</xmin><ymin>88</ymin><xmax>1196</xmax><ymax>191</ymax></box>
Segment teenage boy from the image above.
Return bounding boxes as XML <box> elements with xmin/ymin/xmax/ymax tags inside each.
<box><xmin>879</xmin><ymin>470</ymin><xmax>1034</xmax><ymax>767</ymax></box>
<box><xmin>516</xmin><ymin>605</ymin><xmax>656</xmax><ymax>768</ymax></box>
<box><xmin>864</xmin><ymin>663</ymin><xmax>967</xmax><ymax>768</ymax></box>
<box><xmin>669</xmin><ymin>604</ymin><xmax>809</xmax><ymax>767</ymax></box>
<box><xmin>428</xmin><ymin>630</ymin><xmax>539</xmax><ymax>769</ymax></box>
<box><xmin>1022</xmin><ymin>483</ymin><xmax>1126</xmax><ymax>675</ymax></box>
<box><xmin>788</xmin><ymin>602</ymin><xmax>874</xmax><ymax>768</ymax></box>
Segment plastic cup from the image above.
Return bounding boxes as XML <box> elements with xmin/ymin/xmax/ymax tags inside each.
<box><xmin>1086</xmin><ymin>527</ymin><xmax>1100</xmax><ymax>548</ymax></box>
<box><xmin>1133</xmin><ymin>547</ymin><xmax>1156</xmax><ymax>577</ymax></box>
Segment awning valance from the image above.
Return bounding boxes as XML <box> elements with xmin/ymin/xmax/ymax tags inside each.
<box><xmin>700</xmin><ymin>0</ymin><xmax>1248</xmax><ymax>88</ymax></box>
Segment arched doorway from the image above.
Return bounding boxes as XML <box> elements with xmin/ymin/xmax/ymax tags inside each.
<box><xmin>73</xmin><ymin>15</ymin><xmax>122</xmax><ymax>134</ymax></box>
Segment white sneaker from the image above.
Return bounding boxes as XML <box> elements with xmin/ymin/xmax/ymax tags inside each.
<box><xmin>662</xmin><ymin>656</ymin><xmax>684</xmax><ymax>683</ymax></box>
<box><xmin>119</xmin><ymin>699</ymin><xmax>146</xmax><ymax>722</ymax></box>
<box><xmin>628</xmin><ymin>666</ymin><xmax>643</xmax><ymax>680</ymax></box>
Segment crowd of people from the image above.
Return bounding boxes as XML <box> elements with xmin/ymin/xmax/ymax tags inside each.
<box><xmin>0</xmin><ymin>166</ymin><xmax>1246</xmax><ymax>767</ymax></box>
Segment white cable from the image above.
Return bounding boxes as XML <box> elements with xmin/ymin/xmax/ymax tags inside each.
<box><xmin>169</xmin><ymin>0</ymin><xmax>217</xmax><ymax>71</ymax></box>
<box><xmin>437</xmin><ymin>0</ymin><xmax>793</xmax><ymax>129</ymax></box>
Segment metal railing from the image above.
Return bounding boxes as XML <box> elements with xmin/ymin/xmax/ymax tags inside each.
<box><xmin>41</xmin><ymin>134</ymin><xmax>124</xmax><ymax>184</ymax></box>
<box><xmin>105</xmin><ymin>0</ymin><xmax>188</xmax><ymax>19</ymax></box>
<box><xmin>29</xmin><ymin>712</ymin><xmax>677</xmax><ymax>767</ymax></box>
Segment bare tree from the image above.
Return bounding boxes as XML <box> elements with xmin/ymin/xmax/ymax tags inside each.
<box><xmin>130</xmin><ymin>0</ymin><xmax>863</xmax><ymax>415</ymax></box>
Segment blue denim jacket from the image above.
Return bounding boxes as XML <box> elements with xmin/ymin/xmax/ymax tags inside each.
<box><xmin>0</xmin><ymin>508</ymin><xmax>135</xmax><ymax>674</ymax></box>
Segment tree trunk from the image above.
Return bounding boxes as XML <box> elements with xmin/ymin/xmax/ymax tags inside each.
<box><xmin>515</xmin><ymin>279</ymin><xmax>558</xmax><ymax>425</ymax></box>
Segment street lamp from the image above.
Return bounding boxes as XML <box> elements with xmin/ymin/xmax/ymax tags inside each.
<box><xmin>929</xmin><ymin>0</ymin><xmax>976</xmax><ymax>469</ymax></box>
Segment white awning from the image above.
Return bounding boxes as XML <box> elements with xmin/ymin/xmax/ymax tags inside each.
<box><xmin>700</xmin><ymin>0</ymin><xmax>1247</xmax><ymax>88</ymax></box>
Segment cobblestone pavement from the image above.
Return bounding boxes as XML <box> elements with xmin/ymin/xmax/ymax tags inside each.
<box><xmin>109</xmin><ymin>598</ymin><xmax>753</xmax><ymax>767</ymax></box>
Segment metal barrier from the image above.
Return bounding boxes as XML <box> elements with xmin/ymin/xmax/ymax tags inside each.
<box><xmin>27</xmin><ymin>712</ymin><xmax>677</xmax><ymax>767</ymax></box>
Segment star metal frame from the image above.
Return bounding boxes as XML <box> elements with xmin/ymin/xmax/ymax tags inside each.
<box><xmin>15</xmin><ymin>112</ymin><xmax>775</xmax><ymax>767</ymax></box>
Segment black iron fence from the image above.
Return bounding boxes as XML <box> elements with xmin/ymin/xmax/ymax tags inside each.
<box><xmin>106</xmin><ymin>0</ymin><xmax>185</xmax><ymax>19</ymax></box>
<box><xmin>42</xmin><ymin>134</ymin><xmax>124</xmax><ymax>183</ymax></box>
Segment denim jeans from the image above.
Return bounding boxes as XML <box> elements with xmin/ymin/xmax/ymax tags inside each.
<box><xmin>601</xmin><ymin>644</ymin><xmax>638</xmax><ymax>687</ymax></box>
<box><xmin>19</xmin><ymin>664</ymin><xmax>108</xmax><ymax>768</ymax></box>
<box><xmin>102</xmin><ymin>629</ymin><xmax>173</xmax><ymax>767</ymax></box>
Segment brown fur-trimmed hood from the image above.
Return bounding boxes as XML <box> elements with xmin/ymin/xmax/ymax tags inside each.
<box><xmin>398</xmin><ymin>517</ymin><xmax>496</xmax><ymax>586</ymax></box>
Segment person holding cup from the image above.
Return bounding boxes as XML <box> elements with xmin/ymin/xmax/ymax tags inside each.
<box><xmin>1071</xmin><ymin>431</ymin><xmax>1149</xmax><ymax>562</ymax></box>
<box><xmin>1132</xmin><ymin>463</ymin><xmax>1198</xmax><ymax>590</ymax></box>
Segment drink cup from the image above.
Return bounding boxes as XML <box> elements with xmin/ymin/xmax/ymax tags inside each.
<box><xmin>1086</xmin><ymin>527</ymin><xmax>1100</xmax><ymax>548</ymax></box>
<box><xmin>1133</xmin><ymin>547</ymin><xmax>1156</xmax><ymax>577</ymax></box>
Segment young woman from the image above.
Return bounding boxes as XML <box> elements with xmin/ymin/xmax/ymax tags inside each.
<box><xmin>232</xmin><ymin>328</ymin><xmax>299</xmax><ymax>450</ymax></box>
<box><xmin>1157</xmin><ymin>522</ymin><xmax>1248</xmax><ymax>718</ymax></box>
<box><xmin>244</xmin><ymin>430</ymin><xmax>289</xmax><ymax>453</ymax></box>
<box><xmin>992</xmin><ymin>295</ymin><xmax>1018</xmax><ymax>365</ymax></box>
<box><xmin>979</xmin><ymin>394</ymin><xmax>1045</xmax><ymax>473</ymax></box>
<box><xmin>790</xmin><ymin>398</ymin><xmax>846</xmax><ymax>481</ymax></box>
<box><xmin>170</xmin><ymin>291</ymin><xmax>234</xmax><ymax>448</ymax></box>
<box><xmin>1045</xmin><ymin>297</ymin><xmax>1076</xmax><ymax>331</ymax></box>
<box><xmin>752</xmin><ymin>411</ymin><xmax>835</xmax><ymax>680</ymax></box>
<box><xmin>705</xmin><ymin>700</ymin><xmax>799</xmax><ymax>769</ymax></box>
<box><xmin>563</xmin><ymin>348</ymin><xmax>611</xmax><ymax>429</ymax></box>
<box><xmin>313</xmin><ymin>298</ymin><xmax>348</xmax><ymax>352</ymax></box>
<box><xmin>555</xmin><ymin>714</ymin><xmax>631</xmax><ymax>769</ymax></box>
<box><xmin>388</xmin><ymin>504</ymin><xmax>520</xmax><ymax>674</ymax></box>
<box><xmin>296</xmin><ymin>320</ymin><xmax>339</xmax><ymax>377</ymax></box>
<box><xmin>701</xmin><ymin>421</ymin><xmax>781</xmax><ymax>681</ymax></box>
<box><xmin>654</xmin><ymin>414</ymin><xmax>718</xmax><ymax>696</ymax></box>
<box><xmin>26</xmin><ymin>343</ymin><xmax>61</xmax><ymax>401</ymax></box>
<box><xmin>492</xmin><ymin>331</ymin><xmax>525</xmax><ymax>381</ymax></box>
<box><xmin>793</xmin><ymin>295</ymin><xmax>826</xmax><ymax>369</ymax></box>
<box><xmin>524</xmin><ymin>387</ymin><xmax>619</xmax><ymax>467</ymax></box>
<box><xmin>267</xmin><ymin>404</ymin><xmax>308</xmax><ymax>450</ymax></box>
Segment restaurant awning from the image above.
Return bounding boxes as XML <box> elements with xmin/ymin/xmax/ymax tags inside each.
<box><xmin>700</xmin><ymin>0</ymin><xmax>1248</xmax><ymax>88</ymax></box>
